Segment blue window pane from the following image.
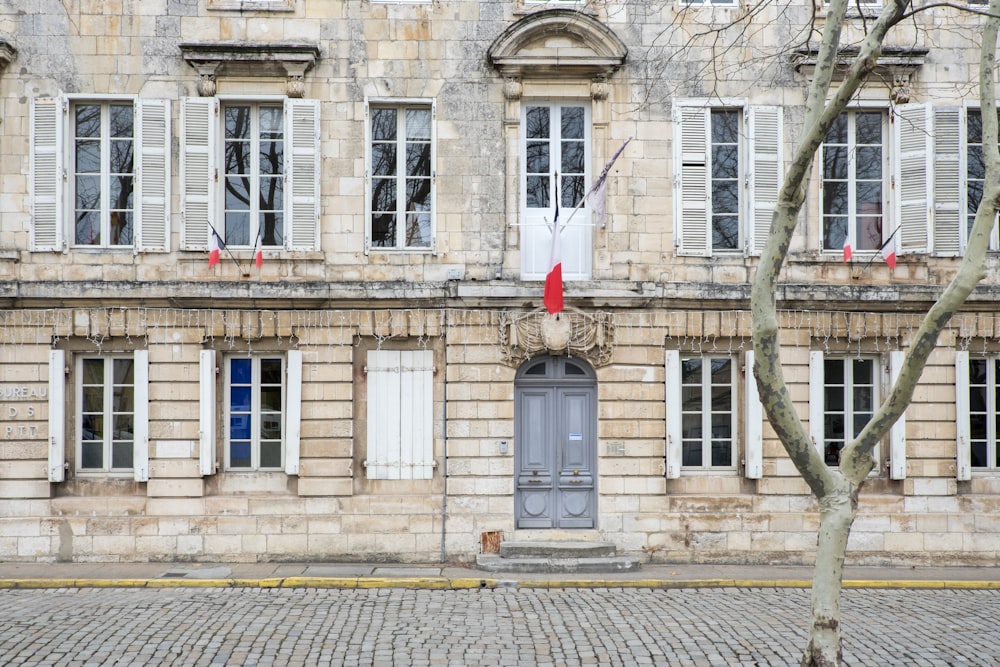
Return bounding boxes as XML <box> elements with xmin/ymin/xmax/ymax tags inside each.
<box><xmin>230</xmin><ymin>414</ymin><xmax>251</xmax><ymax>440</ymax></box>
<box><xmin>231</xmin><ymin>359</ymin><xmax>251</xmax><ymax>384</ymax></box>
<box><xmin>230</xmin><ymin>441</ymin><xmax>251</xmax><ymax>468</ymax></box>
<box><xmin>230</xmin><ymin>387</ymin><xmax>251</xmax><ymax>412</ymax></box>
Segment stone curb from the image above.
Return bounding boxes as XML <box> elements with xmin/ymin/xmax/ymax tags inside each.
<box><xmin>1</xmin><ymin>577</ymin><xmax>998</xmax><ymax>590</ymax></box>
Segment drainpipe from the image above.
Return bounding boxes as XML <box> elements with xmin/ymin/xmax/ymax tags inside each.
<box><xmin>440</xmin><ymin>310</ymin><xmax>449</xmax><ymax>563</ymax></box>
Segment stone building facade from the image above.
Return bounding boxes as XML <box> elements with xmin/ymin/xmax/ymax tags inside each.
<box><xmin>0</xmin><ymin>0</ymin><xmax>998</xmax><ymax>565</ymax></box>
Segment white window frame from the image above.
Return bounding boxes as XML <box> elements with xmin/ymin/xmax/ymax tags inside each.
<box><xmin>181</xmin><ymin>96</ymin><xmax>319</xmax><ymax>253</ymax></box>
<box><xmin>672</xmin><ymin>100</ymin><xmax>781</xmax><ymax>257</ymax></box>
<box><xmin>808</xmin><ymin>352</ymin><xmax>882</xmax><ymax>469</ymax></box>
<box><xmin>520</xmin><ymin>100</ymin><xmax>593</xmax><ymax>281</ymax></box>
<box><xmin>221</xmin><ymin>351</ymin><xmax>301</xmax><ymax>474</ymax></box>
<box><xmin>364</xmin><ymin>99</ymin><xmax>437</xmax><ymax>253</ymax></box>
<box><xmin>365</xmin><ymin>350</ymin><xmax>435</xmax><ymax>480</ymax></box>
<box><xmin>680</xmin><ymin>353</ymin><xmax>738</xmax><ymax>471</ymax></box>
<box><xmin>678</xmin><ymin>0</ymin><xmax>739</xmax><ymax>8</ymax></box>
<box><xmin>956</xmin><ymin>351</ymin><xmax>1000</xmax><ymax>477</ymax></box>
<box><xmin>30</xmin><ymin>95</ymin><xmax>170</xmax><ymax>253</ymax></box>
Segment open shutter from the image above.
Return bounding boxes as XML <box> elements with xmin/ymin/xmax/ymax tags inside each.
<box><xmin>136</xmin><ymin>99</ymin><xmax>171</xmax><ymax>252</ymax></box>
<box><xmin>284</xmin><ymin>350</ymin><xmax>302</xmax><ymax>475</ymax></box>
<box><xmin>181</xmin><ymin>96</ymin><xmax>218</xmax><ymax>250</ymax></box>
<box><xmin>31</xmin><ymin>97</ymin><xmax>65</xmax><ymax>252</ymax></box>
<box><xmin>955</xmin><ymin>350</ymin><xmax>972</xmax><ymax>481</ymax></box>
<box><xmin>673</xmin><ymin>105</ymin><xmax>711</xmax><ymax>256</ymax></box>
<box><xmin>664</xmin><ymin>349</ymin><xmax>682</xmax><ymax>478</ymax></box>
<box><xmin>746</xmin><ymin>106</ymin><xmax>781</xmax><ymax>256</ymax></box>
<box><xmin>199</xmin><ymin>349</ymin><xmax>216</xmax><ymax>476</ymax></box>
<box><xmin>285</xmin><ymin>98</ymin><xmax>320</xmax><ymax>251</ymax></box>
<box><xmin>894</xmin><ymin>103</ymin><xmax>930</xmax><ymax>255</ymax></box>
<box><xmin>809</xmin><ymin>351</ymin><xmax>824</xmax><ymax>455</ymax></box>
<box><xmin>744</xmin><ymin>351</ymin><xmax>763</xmax><ymax>479</ymax></box>
<box><xmin>48</xmin><ymin>350</ymin><xmax>66</xmax><ymax>482</ymax></box>
<box><xmin>888</xmin><ymin>351</ymin><xmax>907</xmax><ymax>480</ymax></box>
<box><xmin>133</xmin><ymin>350</ymin><xmax>150</xmax><ymax>482</ymax></box>
<box><xmin>933</xmin><ymin>107</ymin><xmax>963</xmax><ymax>256</ymax></box>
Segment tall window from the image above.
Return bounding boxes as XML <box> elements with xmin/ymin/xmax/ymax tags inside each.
<box><xmin>965</xmin><ymin>109</ymin><xmax>1000</xmax><ymax>249</ymax></box>
<box><xmin>680</xmin><ymin>355</ymin><xmax>736</xmax><ymax>468</ymax></box>
<box><xmin>223</xmin><ymin>103</ymin><xmax>284</xmax><ymax>248</ymax></box>
<box><xmin>819</xmin><ymin>357</ymin><xmax>877</xmax><ymax>465</ymax></box>
<box><xmin>821</xmin><ymin>111</ymin><xmax>887</xmax><ymax>255</ymax></box>
<box><xmin>369</xmin><ymin>104</ymin><xmax>433</xmax><ymax>249</ymax></box>
<box><xmin>78</xmin><ymin>356</ymin><xmax>135</xmax><ymax>472</ymax></box>
<box><xmin>226</xmin><ymin>356</ymin><xmax>284</xmax><ymax>470</ymax></box>
<box><xmin>72</xmin><ymin>102</ymin><xmax>134</xmax><ymax>247</ymax></box>
<box><xmin>967</xmin><ymin>357</ymin><xmax>1000</xmax><ymax>470</ymax></box>
<box><xmin>709</xmin><ymin>110</ymin><xmax>740</xmax><ymax>251</ymax></box>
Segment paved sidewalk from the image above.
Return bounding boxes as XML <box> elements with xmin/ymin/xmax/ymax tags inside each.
<box><xmin>0</xmin><ymin>560</ymin><xmax>998</xmax><ymax>590</ymax></box>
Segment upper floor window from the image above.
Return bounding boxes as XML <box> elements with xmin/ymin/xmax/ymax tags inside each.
<box><xmin>30</xmin><ymin>97</ymin><xmax>170</xmax><ymax>253</ymax></box>
<box><xmin>366</xmin><ymin>103</ymin><xmax>434</xmax><ymax>251</ymax></box>
<box><xmin>679</xmin><ymin>0</ymin><xmax>739</xmax><ymax>6</ymax></box>
<box><xmin>821</xmin><ymin>110</ymin><xmax>888</xmax><ymax>257</ymax></box>
<box><xmin>222</xmin><ymin>103</ymin><xmax>284</xmax><ymax>248</ymax></box>
<box><xmin>673</xmin><ymin>101</ymin><xmax>781</xmax><ymax>257</ymax></box>
<box><xmin>964</xmin><ymin>109</ymin><xmax>1000</xmax><ymax>250</ymax></box>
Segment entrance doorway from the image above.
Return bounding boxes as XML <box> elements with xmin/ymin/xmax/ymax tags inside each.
<box><xmin>514</xmin><ymin>355</ymin><xmax>597</xmax><ymax>529</ymax></box>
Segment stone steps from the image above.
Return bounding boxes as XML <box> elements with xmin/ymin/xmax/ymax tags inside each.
<box><xmin>475</xmin><ymin>540</ymin><xmax>641</xmax><ymax>574</ymax></box>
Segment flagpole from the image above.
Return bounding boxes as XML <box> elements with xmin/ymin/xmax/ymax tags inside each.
<box><xmin>207</xmin><ymin>222</ymin><xmax>245</xmax><ymax>272</ymax></box>
<box><xmin>860</xmin><ymin>225</ymin><xmax>901</xmax><ymax>272</ymax></box>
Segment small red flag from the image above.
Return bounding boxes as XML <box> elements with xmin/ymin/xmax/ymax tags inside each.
<box><xmin>209</xmin><ymin>229</ymin><xmax>223</xmax><ymax>267</ymax></box>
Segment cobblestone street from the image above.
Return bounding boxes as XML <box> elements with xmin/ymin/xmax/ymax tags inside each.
<box><xmin>0</xmin><ymin>586</ymin><xmax>996</xmax><ymax>666</ymax></box>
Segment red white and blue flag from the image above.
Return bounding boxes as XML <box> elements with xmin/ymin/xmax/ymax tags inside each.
<box><xmin>543</xmin><ymin>198</ymin><xmax>564</xmax><ymax>314</ymax></box>
<box><xmin>208</xmin><ymin>229</ymin><xmax>224</xmax><ymax>267</ymax></box>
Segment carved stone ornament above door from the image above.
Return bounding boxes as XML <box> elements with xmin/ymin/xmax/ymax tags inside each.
<box><xmin>499</xmin><ymin>308</ymin><xmax>616</xmax><ymax>368</ymax></box>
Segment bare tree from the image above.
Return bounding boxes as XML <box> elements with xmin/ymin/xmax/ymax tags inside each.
<box><xmin>750</xmin><ymin>0</ymin><xmax>1000</xmax><ymax>664</ymax></box>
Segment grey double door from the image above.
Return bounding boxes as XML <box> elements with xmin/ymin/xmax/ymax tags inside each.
<box><xmin>514</xmin><ymin>356</ymin><xmax>597</xmax><ymax>529</ymax></box>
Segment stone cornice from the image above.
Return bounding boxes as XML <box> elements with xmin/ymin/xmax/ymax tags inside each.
<box><xmin>179</xmin><ymin>41</ymin><xmax>320</xmax><ymax>96</ymax></box>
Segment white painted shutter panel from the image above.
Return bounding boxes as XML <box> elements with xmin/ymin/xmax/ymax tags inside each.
<box><xmin>746</xmin><ymin>106</ymin><xmax>781</xmax><ymax>256</ymax></box>
<box><xmin>31</xmin><ymin>97</ymin><xmax>65</xmax><ymax>252</ymax></box>
<box><xmin>199</xmin><ymin>349</ymin><xmax>216</xmax><ymax>476</ymax></box>
<box><xmin>366</xmin><ymin>350</ymin><xmax>435</xmax><ymax>480</ymax></box>
<box><xmin>673</xmin><ymin>105</ymin><xmax>710</xmax><ymax>256</ymax></box>
<box><xmin>48</xmin><ymin>350</ymin><xmax>66</xmax><ymax>482</ymax></box>
<box><xmin>366</xmin><ymin>350</ymin><xmax>398</xmax><ymax>479</ymax></box>
<box><xmin>404</xmin><ymin>350</ymin><xmax>435</xmax><ymax>479</ymax></box>
<box><xmin>744</xmin><ymin>351</ymin><xmax>763</xmax><ymax>479</ymax></box>
<box><xmin>933</xmin><ymin>107</ymin><xmax>963</xmax><ymax>256</ymax></box>
<box><xmin>285</xmin><ymin>98</ymin><xmax>320</xmax><ymax>251</ymax></box>
<box><xmin>664</xmin><ymin>350</ymin><xmax>682</xmax><ymax>478</ymax></box>
<box><xmin>133</xmin><ymin>350</ymin><xmax>150</xmax><ymax>482</ymax></box>
<box><xmin>894</xmin><ymin>104</ymin><xmax>930</xmax><ymax>255</ymax></box>
<box><xmin>181</xmin><ymin>97</ymin><xmax>218</xmax><ymax>250</ymax></box>
<box><xmin>136</xmin><ymin>99</ymin><xmax>171</xmax><ymax>252</ymax></box>
<box><xmin>888</xmin><ymin>351</ymin><xmax>907</xmax><ymax>480</ymax></box>
<box><xmin>809</xmin><ymin>351</ymin><xmax>824</xmax><ymax>455</ymax></box>
<box><xmin>284</xmin><ymin>350</ymin><xmax>302</xmax><ymax>475</ymax></box>
<box><xmin>955</xmin><ymin>350</ymin><xmax>972</xmax><ymax>481</ymax></box>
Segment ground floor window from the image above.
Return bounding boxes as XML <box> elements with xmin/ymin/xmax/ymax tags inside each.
<box><xmin>226</xmin><ymin>355</ymin><xmax>284</xmax><ymax>470</ymax></box>
<box><xmin>967</xmin><ymin>356</ymin><xmax>1000</xmax><ymax>470</ymax></box>
<box><xmin>813</xmin><ymin>355</ymin><xmax>878</xmax><ymax>466</ymax></box>
<box><xmin>77</xmin><ymin>355</ymin><xmax>137</xmax><ymax>472</ymax></box>
<box><xmin>680</xmin><ymin>355</ymin><xmax>736</xmax><ymax>469</ymax></box>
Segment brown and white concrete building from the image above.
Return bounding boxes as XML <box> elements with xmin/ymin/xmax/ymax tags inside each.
<box><xmin>0</xmin><ymin>0</ymin><xmax>998</xmax><ymax>565</ymax></box>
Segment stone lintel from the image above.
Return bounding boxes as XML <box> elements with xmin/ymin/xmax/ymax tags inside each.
<box><xmin>179</xmin><ymin>41</ymin><xmax>319</xmax><ymax>95</ymax></box>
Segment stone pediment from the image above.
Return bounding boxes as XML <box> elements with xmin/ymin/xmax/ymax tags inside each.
<box><xmin>488</xmin><ymin>9</ymin><xmax>627</xmax><ymax>79</ymax></box>
<box><xmin>180</xmin><ymin>41</ymin><xmax>320</xmax><ymax>96</ymax></box>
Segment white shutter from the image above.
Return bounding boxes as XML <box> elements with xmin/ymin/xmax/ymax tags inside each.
<box><xmin>133</xmin><ymin>350</ymin><xmax>150</xmax><ymax>482</ymax></box>
<box><xmin>285</xmin><ymin>98</ymin><xmax>320</xmax><ymax>251</ymax></box>
<box><xmin>809</xmin><ymin>351</ymin><xmax>825</xmax><ymax>455</ymax></box>
<box><xmin>933</xmin><ymin>107</ymin><xmax>963</xmax><ymax>256</ymax></box>
<box><xmin>955</xmin><ymin>350</ymin><xmax>972</xmax><ymax>481</ymax></box>
<box><xmin>199</xmin><ymin>349</ymin><xmax>216</xmax><ymax>476</ymax></box>
<box><xmin>365</xmin><ymin>350</ymin><xmax>435</xmax><ymax>480</ymax></box>
<box><xmin>744</xmin><ymin>351</ymin><xmax>763</xmax><ymax>479</ymax></box>
<box><xmin>136</xmin><ymin>99</ymin><xmax>171</xmax><ymax>252</ymax></box>
<box><xmin>888</xmin><ymin>351</ymin><xmax>907</xmax><ymax>480</ymax></box>
<box><xmin>894</xmin><ymin>104</ymin><xmax>930</xmax><ymax>255</ymax></box>
<box><xmin>181</xmin><ymin>97</ymin><xmax>218</xmax><ymax>250</ymax></box>
<box><xmin>31</xmin><ymin>97</ymin><xmax>65</xmax><ymax>252</ymax></box>
<box><xmin>366</xmin><ymin>350</ymin><xmax>400</xmax><ymax>479</ymax></box>
<box><xmin>48</xmin><ymin>350</ymin><xmax>66</xmax><ymax>482</ymax></box>
<box><xmin>664</xmin><ymin>349</ymin><xmax>682</xmax><ymax>478</ymax></box>
<box><xmin>284</xmin><ymin>349</ymin><xmax>302</xmax><ymax>475</ymax></box>
<box><xmin>673</xmin><ymin>105</ymin><xmax>711</xmax><ymax>256</ymax></box>
<box><xmin>403</xmin><ymin>350</ymin><xmax>435</xmax><ymax>479</ymax></box>
<box><xmin>746</xmin><ymin>106</ymin><xmax>782</xmax><ymax>256</ymax></box>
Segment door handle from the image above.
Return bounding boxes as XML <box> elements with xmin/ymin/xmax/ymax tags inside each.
<box><xmin>527</xmin><ymin>479</ymin><xmax>543</xmax><ymax>484</ymax></box>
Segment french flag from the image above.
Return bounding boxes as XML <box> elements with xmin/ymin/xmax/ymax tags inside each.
<box><xmin>208</xmin><ymin>229</ymin><xmax>223</xmax><ymax>267</ymax></box>
<box><xmin>543</xmin><ymin>200</ymin><xmax>564</xmax><ymax>315</ymax></box>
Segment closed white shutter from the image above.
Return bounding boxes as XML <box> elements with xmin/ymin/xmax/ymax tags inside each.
<box><xmin>48</xmin><ymin>350</ymin><xmax>66</xmax><ymax>482</ymax></box>
<box><xmin>894</xmin><ymin>103</ymin><xmax>930</xmax><ymax>255</ymax></box>
<box><xmin>365</xmin><ymin>350</ymin><xmax>435</xmax><ymax>480</ymax></box>
<box><xmin>664</xmin><ymin>349</ymin><xmax>682</xmax><ymax>478</ymax></box>
<box><xmin>744</xmin><ymin>351</ymin><xmax>763</xmax><ymax>479</ymax></box>
<box><xmin>284</xmin><ymin>349</ymin><xmax>302</xmax><ymax>475</ymax></box>
<box><xmin>955</xmin><ymin>350</ymin><xmax>972</xmax><ymax>481</ymax></box>
<box><xmin>181</xmin><ymin>97</ymin><xmax>218</xmax><ymax>250</ymax></box>
<box><xmin>888</xmin><ymin>351</ymin><xmax>907</xmax><ymax>480</ymax></box>
<box><xmin>809</xmin><ymin>351</ymin><xmax>824</xmax><ymax>455</ymax></box>
<box><xmin>746</xmin><ymin>106</ymin><xmax>781</xmax><ymax>256</ymax></box>
<box><xmin>933</xmin><ymin>107</ymin><xmax>963</xmax><ymax>256</ymax></box>
<box><xmin>673</xmin><ymin>105</ymin><xmax>711</xmax><ymax>256</ymax></box>
<box><xmin>133</xmin><ymin>350</ymin><xmax>150</xmax><ymax>482</ymax></box>
<box><xmin>285</xmin><ymin>98</ymin><xmax>320</xmax><ymax>251</ymax></box>
<box><xmin>136</xmin><ymin>99</ymin><xmax>171</xmax><ymax>252</ymax></box>
<box><xmin>31</xmin><ymin>97</ymin><xmax>65</xmax><ymax>252</ymax></box>
<box><xmin>199</xmin><ymin>349</ymin><xmax>216</xmax><ymax>476</ymax></box>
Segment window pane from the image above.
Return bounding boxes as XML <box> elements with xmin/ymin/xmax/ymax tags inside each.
<box><xmin>406</xmin><ymin>143</ymin><xmax>431</xmax><ymax>178</ymax></box>
<box><xmin>855</xmin><ymin>112</ymin><xmax>882</xmax><ymax>144</ymax></box>
<box><xmin>525</xmin><ymin>142</ymin><xmax>550</xmax><ymax>175</ymax></box>
<box><xmin>225</xmin><ymin>140</ymin><xmax>251</xmax><ymax>175</ymax></box>
<box><xmin>682</xmin><ymin>440</ymin><xmax>702</xmax><ymax>467</ymax></box>
<box><xmin>259</xmin><ymin>106</ymin><xmax>282</xmax><ymax>138</ymax></box>
<box><xmin>260</xmin><ymin>415</ymin><xmax>282</xmax><ymax>441</ymax></box>
<box><xmin>112</xmin><ymin>441</ymin><xmax>133</xmax><ymax>469</ymax></box>
<box><xmin>560</xmin><ymin>107</ymin><xmax>584</xmax><ymax>139</ymax></box>
<box><xmin>230</xmin><ymin>386</ymin><xmax>252</xmax><ymax>412</ymax></box>
<box><xmin>372</xmin><ymin>179</ymin><xmax>397</xmax><ymax>213</ymax></box>
<box><xmin>562</xmin><ymin>175</ymin><xmax>584</xmax><ymax>208</ymax></box>
<box><xmin>260</xmin><ymin>441</ymin><xmax>282</xmax><ymax>468</ymax></box>
<box><xmin>260</xmin><ymin>212</ymin><xmax>283</xmax><ymax>247</ymax></box>
<box><xmin>225</xmin><ymin>212</ymin><xmax>250</xmax><ymax>246</ymax></box>
<box><xmin>711</xmin><ymin>145</ymin><xmax>739</xmax><ymax>179</ymax></box>
<box><xmin>371</xmin><ymin>213</ymin><xmax>396</xmax><ymax>247</ymax></box>
<box><xmin>681</xmin><ymin>414</ymin><xmax>702</xmax><ymax>441</ymax></box>
<box><xmin>711</xmin><ymin>110</ymin><xmax>740</xmax><ymax>143</ymax></box>
<box><xmin>526</xmin><ymin>175</ymin><xmax>549</xmax><ymax>209</ymax></box>
<box><xmin>261</xmin><ymin>359</ymin><xmax>282</xmax><ymax>383</ymax></box>
<box><xmin>109</xmin><ymin>105</ymin><xmax>133</xmax><ymax>138</ymax></box>
<box><xmin>260</xmin><ymin>387</ymin><xmax>282</xmax><ymax>412</ymax></box>
<box><xmin>259</xmin><ymin>140</ymin><xmax>284</xmax><ymax>175</ymax></box>
<box><xmin>561</xmin><ymin>141</ymin><xmax>585</xmax><ymax>175</ymax></box>
<box><xmin>230</xmin><ymin>414</ymin><xmax>251</xmax><ymax>441</ymax></box>
<box><xmin>231</xmin><ymin>358</ymin><xmax>252</xmax><ymax>384</ymax></box>
<box><xmin>112</xmin><ymin>414</ymin><xmax>134</xmax><ymax>441</ymax></box>
<box><xmin>75</xmin><ymin>105</ymin><xmax>101</xmax><ymax>137</ymax></box>
<box><xmin>76</xmin><ymin>140</ymin><xmax>100</xmax><ymax>173</ymax></box>
<box><xmin>82</xmin><ymin>413</ymin><xmax>104</xmax><ymax>441</ymax></box>
<box><xmin>81</xmin><ymin>441</ymin><xmax>103</xmax><ymax>469</ymax></box>
<box><xmin>824</xmin><ymin>114</ymin><xmax>848</xmax><ymax>144</ymax></box>
<box><xmin>856</xmin><ymin>147</ymin><xmax>882</xmax><ymax>180</ymax></box>
<box><xmin>226</xmin><ymin>177</ymin><xmax>251</xmax><ymax>210</ymax></box>
<box><xmin>371</xmin><ymin>108</ymin><xmax>397</xmax><ymax>141</ymax></box>
<box><xmin>372</xmin><ymin>143</ymin><xmax>396</xmax><ymax>177</ymax></box>
<box><xmin>711</xmin><ymin>440</ymin><xmax>732</xmax><ymax>467</ymax></box>
<box><xmin>406</xmin><ymin>108</ymin><xmax>431</xmax><ymax>140</ymax></box>
<box><xmin>525</xmin><ymin>107</ymin><xmax>550</xmax><ymax>139</ymax></box>
<box><xmin>230</xmin><ymin>441</ymin><xmax>251</xmax><ymax>468</ymax></box>
<box><xmin>82</xmin><ymin>386</ymin><xmax>105</xmax><ymax>413</ymax></box>
<box><xmin>405</xmin><ymin>209</ymin><xmax>432</xmax><ymax>248</ymax></box>
<box><xmin>225</xmin><ymin>106</ymin><xmax>251</xmax><ymax>139</ymax></box>
<box><xmin>110</xmin><ymin>139</ymin><xmax>134</xmax><ymax>175</ymax></box>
